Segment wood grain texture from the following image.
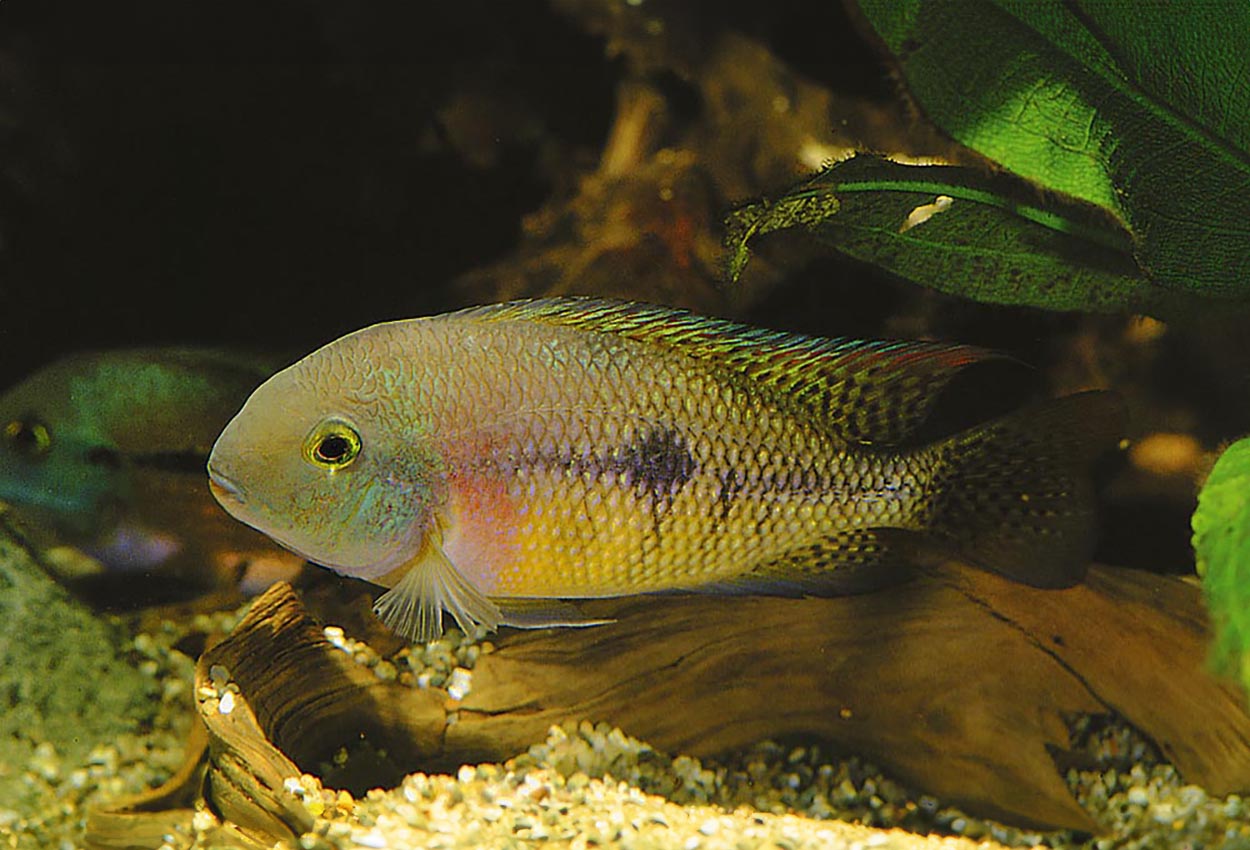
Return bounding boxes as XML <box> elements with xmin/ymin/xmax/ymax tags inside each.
<box><xmin>89</xmin><ymin>562</ymin><xmax>1250</xmax><ymax>846</ymax></box>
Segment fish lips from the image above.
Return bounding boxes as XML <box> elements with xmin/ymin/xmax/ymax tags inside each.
<box><xmin>206</xmin><ymin>463</ymin><xmax>247</xmax><ymax>507</ymax></box>
<box><xmin>204</xmin><ymin>452</ymin><xmax>416</xmax><ymax>580</ymax></box>
<box><xmin>204</xmin><ymin>462</ymin><xmax>326</xmax><ymax>569</ymax></box>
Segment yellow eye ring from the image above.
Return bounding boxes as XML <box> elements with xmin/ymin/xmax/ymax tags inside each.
<box><xmin>303</xmin><ymin>420</ymin><xmax>362</xmax><ymax>470</ymax></box>
<box><xmin>4</xmin><ymin>418</ymin><xmax>52</xmax><ymax>458</ymax></box>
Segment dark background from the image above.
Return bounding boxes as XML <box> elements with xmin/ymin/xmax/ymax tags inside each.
<box><xmin>1</xmin><ymin>0</ymin><xmax>1242</xmax><ymax>575</ymax></box>
<box><xmin>0</xmin><ymin>0</ymin><xmax>904</xmax><ymax>386</ymax></box>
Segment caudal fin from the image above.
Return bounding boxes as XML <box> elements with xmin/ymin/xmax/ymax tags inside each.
<box><xmin>926</xmin><ymin>390</ymin><xmax>1125</xmax><ymax>588</ymax></box>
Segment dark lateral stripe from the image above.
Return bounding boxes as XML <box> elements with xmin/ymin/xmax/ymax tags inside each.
<box><xmin>714</xmin><ymin>468</ymin><xmax>744</xmax><ymax>521</ymax></box>
<box><xmin>606</xmin><ymin>426</ymin><xmax>696</xmax><ymax>499</ymax></box>
<box><xmin>130</xmin><ymin>450</ymin><xmax>210</xmax><ymax>475</ymax></box>
<box><xmin>523</xmin><ymin>426</ymin><xmax>698</xmax><ymax>503</ymax></box>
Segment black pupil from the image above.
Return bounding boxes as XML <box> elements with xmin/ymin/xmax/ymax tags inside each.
<box><xmin>318</xmin><ymin>434</ymin><xmax>351</xmax><ymax>463</ymax></box>
<box><xmin>9</xmin><ymin>421</ymin><xmax>45</xmax><ymax>454</ymax></box>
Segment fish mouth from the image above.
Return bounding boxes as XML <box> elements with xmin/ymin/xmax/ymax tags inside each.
<box><xmin>207</xmin><ymin>465</ymin><xmax>247</xmax><ymax>506</ymax></box>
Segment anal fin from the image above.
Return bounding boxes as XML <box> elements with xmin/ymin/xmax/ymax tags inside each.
<box><xmin>695</xmin><ymin>528</ymin><xmax>912</xmax><ymax>597</ymax></box>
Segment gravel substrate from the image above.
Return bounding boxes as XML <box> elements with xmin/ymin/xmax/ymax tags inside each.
<box><xmin>255</xmin><ymin>716</ymin><xmax>1250</xmax><ymax>850</ymax></box>
<box><xmin>0</xmin><ymin>605</ymin><xmax>248</xmax><ymax>850</ymax></box>
<box><xmin>8</xmin><ymin>607</ymin><xmax>1250</xmax><ymax>850</ymax></box>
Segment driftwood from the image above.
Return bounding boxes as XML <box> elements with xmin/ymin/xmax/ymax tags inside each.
<box><xmin>83</xmin><ymin>725</ymin><xmax>211</xmax><ymax>850</ymax></box>
<box><xmin>86</xmin><ymin>562</ymin><xmax>1250</xmax><ymax>848</ymax></box>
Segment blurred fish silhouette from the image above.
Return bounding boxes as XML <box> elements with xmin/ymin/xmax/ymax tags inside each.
<box><xmin>0</xmin><ymin>349</ymin><xmax>302</xmax><ymax>596</ymax></box>
<box><xmin>207</xmin><ymin>298</ymin><xmax>1124</xmax><ymax>641</ymax></box>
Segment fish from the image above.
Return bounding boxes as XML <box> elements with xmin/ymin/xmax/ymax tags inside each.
<box><xmin>206</xmin><ymin>297</ymin><xmax>1124</xmax><ymax>642</ymax></box>
<box><xmin>0</xmin><ymin>348</ymin><xmax>304</xmax><ymax>596</ymax></box>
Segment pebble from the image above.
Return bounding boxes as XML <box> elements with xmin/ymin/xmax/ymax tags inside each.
<box><xmin>351</xmin><ymin>828</ymin><xmax>387</xmax><ymax>847</ymax></box>
<box><xmin>190</xmin><ymin>809</ymin><xmax>216</xmax><ymax>832</ymax></box>
<box><xmin>208</xmin><ymin>664</ymin><xmax>230</xmax><ymax>689</ymax></box>
<box><xmin>4</xmin><ymin>606</ymin><xmax>218</xmax><ymax>850</ymax></box>
<box><xmin>269</xmin><ymin>712</ymin><xmax>1250</xmax><ymax>850</ymax></box>
<box><xmin>15</xmin><ymin>600</ymin><xmax>1250</xmax><ymax>850</ymax></box>
<box><xmin>445</xmin><ymin>667</ymin><xmax>473</xmax><ymax>701</ymax></box>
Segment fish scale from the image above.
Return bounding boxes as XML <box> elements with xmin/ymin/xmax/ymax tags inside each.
<box><xmin>208</xmin><ymin>297</ymin><xmax>1124</xmax><ymax>641</ymax></box>
<box><xmin>406</xmin><ymin>317</ymin><xmax>927</xmax><ymax>597</ymax></box>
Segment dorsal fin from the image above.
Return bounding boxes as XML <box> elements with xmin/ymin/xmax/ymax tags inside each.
<box><xmin>450</xmin><ymin>297</ymin><xmax>1007</xmax><ymax>446</ymax></box>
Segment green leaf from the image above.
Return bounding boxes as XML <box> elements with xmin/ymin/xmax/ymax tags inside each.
<box><xmin>726</xmin><ymin>154</ymin><xmax>1150</xmax><ymax>312</ymax></box>
<box><xmin>852</xmin><ymin>0</ymin><xmax>1250</xmax><ymax>305</ymax></box>
<box><xmin>724</xmin><ymin>189</ymin><xmax>842</xmax><ymax>284</ymax></box>
<box><xmin>1194</xmin><ymin>437</ymin><xmax>1250</xmax><ymax>693</ymax></box>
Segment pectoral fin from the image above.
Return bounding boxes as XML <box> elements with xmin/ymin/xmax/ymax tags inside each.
<box><xmin>373</xmin><ymin>535</ymin><xmax>502</xmax><ymax>643</ymax></box>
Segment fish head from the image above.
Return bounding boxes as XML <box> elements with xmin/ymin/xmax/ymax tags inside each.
<box><xmin>0</xmin><ymin>358</ymin><xmax>129</xmax><ymax>540</ymax></box>
<box><xmin>207</xmin><ymin>346</ymin><xmax>442</xmax><ymax>581</ymax></box>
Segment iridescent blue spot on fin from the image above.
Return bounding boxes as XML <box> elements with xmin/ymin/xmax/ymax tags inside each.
<box><xmin>90</xmin><ymin>521</ymin><xmax>183</xmax><ymax>571</ymax></box>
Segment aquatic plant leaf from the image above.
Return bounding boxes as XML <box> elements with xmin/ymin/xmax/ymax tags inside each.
<box><xmin>724</xmin><ymin>186</ymin><xmax>842</xmax><ymax>283</ymax></box>
<box><xmin>851</xmin><ymin>0</ymin><xmax>1250</xmax><ymax>306</ymax></box>
<box><xmin>726</xmin><ymin>154</ymin><xmax>1149</xmax><ymax>312</ymax></box>
<box><xmin>1194</xmin><ymin>437</ymin><xmax>1250</xmax><ymax>693</ymax></box>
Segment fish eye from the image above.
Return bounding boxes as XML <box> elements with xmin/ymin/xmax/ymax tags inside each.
<box><xmin>3</xmin><ymin>418</ymin><xmax>52</xmax><ymax>458</ymax></box>
<box><xmin>304</xmin><ymin>419</ymin><xmax>362</xmax><ymax>470</ymax></box>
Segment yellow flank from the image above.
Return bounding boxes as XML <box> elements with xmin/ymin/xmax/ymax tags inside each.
<box><xmin>486</xmin><ymin>458</ymin><xmax>894</xmax><ymax>598</ymax></box>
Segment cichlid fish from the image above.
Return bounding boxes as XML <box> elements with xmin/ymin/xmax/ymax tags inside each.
<box><xmin>207</xmin><ymin>298</ymin><xmax>1123</xmax><ymax>642</ymax></box>
<box><xmin>0</xmin><ymin>349</ymin><xmax>303</xmax><ymax>594</ymax></box>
